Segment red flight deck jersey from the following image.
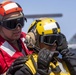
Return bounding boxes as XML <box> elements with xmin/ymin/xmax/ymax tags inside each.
<box><xmin>0</xmin><ymin>32</ymin><xmax>33</xmax><ymax>74</ymax></box>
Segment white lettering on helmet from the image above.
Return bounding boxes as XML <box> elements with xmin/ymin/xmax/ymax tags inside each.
<box><xmin>3</xmin><ymin>3</ymin><xmax>18</xmax><ymax>11</ymax></box>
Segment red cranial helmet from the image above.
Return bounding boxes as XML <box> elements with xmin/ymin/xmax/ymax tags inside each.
<box><xmin>0</xmin><ymin>1</ymin><xmax>23</xmax><ymax>16</ymax></box>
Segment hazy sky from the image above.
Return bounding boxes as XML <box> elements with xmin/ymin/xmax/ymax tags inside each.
<box><xmin>0</xmin><ymin>0</ymin><xmax>76</xmax><ymax>41</ymax></box>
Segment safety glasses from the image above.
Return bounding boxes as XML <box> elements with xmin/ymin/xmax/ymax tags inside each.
<box><xmin>0</xmin><ymin>17</ymin><xmax>25</xmax><ymax>30</ymax></box>
<box><xmin>40</xmin><ymin>34</ymin><xmax>63</xmax><ymax>46</ymax></box>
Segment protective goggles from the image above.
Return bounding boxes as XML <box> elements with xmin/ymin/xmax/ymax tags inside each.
<box><xmin>39</xmin><ymin>34</ymin><xmax>63</xmax><ymax>46</ymax></box>
<box><xmin>0</xmin><ymin>17</ymin><xmax>25</xmax><ymax>30</ymax></box>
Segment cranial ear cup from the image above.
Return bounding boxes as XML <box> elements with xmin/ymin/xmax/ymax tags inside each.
<box><xmin>25</xmin><ymin>32</ymin><xmax>36</xmax><ymax>45</ymax></box>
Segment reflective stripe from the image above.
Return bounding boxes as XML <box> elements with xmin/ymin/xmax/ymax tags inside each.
<box><xmin>0</xmin><ymin>41</ymin><xmax>16</xmax><ymax>56</ymax></box>
<box><xmin>21</xmin><ymin>38</ymin><xmax>28</xmax><ymax>50</ymax></box>
<box><xmin>3</xmin><ymin>3</ymin><xmax>18</xmax><ymax>11</ymax></box>
<box><xmin>44</xmin><ymin>22</ymin><xmax>57</xmax><ymax>30</ymax></box>
<box><xmin>58</xmin><ymin>61</ymin><xmax>67</xmax><ymax>73</ymax></box>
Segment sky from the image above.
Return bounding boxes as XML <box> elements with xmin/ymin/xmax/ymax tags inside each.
<box><xmin>0</xmin><ymin>0</ymin><xmax>76</xmax><ymax>42</ymax></box>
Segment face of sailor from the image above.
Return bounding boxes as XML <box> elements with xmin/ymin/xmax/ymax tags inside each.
<box><xmin>0</xmin><ymin>12</ymin><xmax>23</xmax><ymax>41</ymax></box>
<box><xmin>39</xmin><ymin>42</ymin><xmax>57</xmax><ymax>51</ymax></box>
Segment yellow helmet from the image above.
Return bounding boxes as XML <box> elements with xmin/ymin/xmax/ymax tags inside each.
<box><xmin>27</xmin><ymin>18</ymin><xmax>62</xmax><ymax>46</ymax></box>
<box><xmin>28</xmin><ymin>18</ymin><xmax>61</xmax><ymax>35</ymax></box>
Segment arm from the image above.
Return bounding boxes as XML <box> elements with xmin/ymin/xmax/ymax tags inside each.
<box><xmin>62</xmin><ymin>49</ymin><xmax>76</xmax><ymax>75</ymax></box>
<box><xmin>14</xmin><ymin>65</ymin><xmax>32</xmax><ymax>75</ymax></box>
<box><xmin>6</xmin><ymin>56</ymin><xmax>31</xmax><ymax>75</ymax></box>
<box><xmin>57</xmin><ymin>33</ymin><xmax>76</xmax><ymax>75</ymax></box>
<box><xmin>37</xmin><ymin>48</ymin><xmax>59</xmax><ymax>75</ymax></box>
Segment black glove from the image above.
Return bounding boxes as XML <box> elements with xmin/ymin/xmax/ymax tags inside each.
<box><xmin>60</xmin><ymin>48</ymin><xmax>74</xmax><ymax>57</ymax></box>
<box><xmin>37</xmin><ymin>48</ymin><xmax>59</xmax><ymax>75</ymax></box>
<box><xmin>6</xmin><ymin>56</ymin><xmax>28</xmax><ymax>75</ymax></box>
<box><xmin>62</xmin><ymin>49</ymin><xmax>76</xmax><ymax>75</ymax></box>
<box><xmin>57</xmin><ymin>33</ymin><xmax>68</xmax><ymax>52</ymax></box>
<box><xmin>14</xmin><ymin>65</ymin><xmax>32</xmax><ymax>75</ymax></box>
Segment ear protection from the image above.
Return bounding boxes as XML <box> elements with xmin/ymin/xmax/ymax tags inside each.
<box><xmin>25</xmin><ymin>32</ymin><xmax>36</xmax><ymax>48</ymax></box>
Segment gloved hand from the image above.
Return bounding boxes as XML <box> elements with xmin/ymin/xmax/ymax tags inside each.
<box><xmin>37</xmin><ymin>48</ymin><xmax>59</xmax><ymax>75</ymax></box>
<box><xmin>14</xmin><ymin>65</ymin><xmax>32</xmax><ymax>75</ymax></box>
<box><xmin>6</xmin><ymin>56</ymin><xmax>28</xmax><ymax>75</ymax></box>
<box><xmin>57</xmin><ymin>33</ymin><xmax>68</xmax><ymax>52</ymax></box>
<box><xmin>62</xmin><ymin>49</ymin><xmax>76</xmax><ymax>75</ymax></box>
<box><xmin>60</xmin><ymin>48</ymin><xmax>74</xmax><ymax>57</ymax></box>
